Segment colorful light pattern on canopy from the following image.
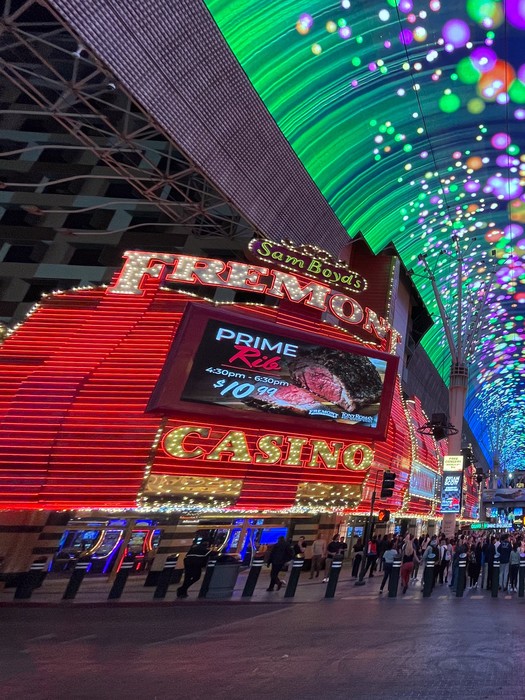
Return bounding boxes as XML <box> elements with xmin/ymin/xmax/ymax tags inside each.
<box><xmin>205</xmin><ymin>0</ymin><xmax>525</xmax><ymax>470</ymax></box>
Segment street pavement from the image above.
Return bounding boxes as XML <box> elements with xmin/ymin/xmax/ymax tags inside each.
<box><xmin>1</xmin><ymin>592</ymin><xmax>524</xmax><ymax>700</ymax></box>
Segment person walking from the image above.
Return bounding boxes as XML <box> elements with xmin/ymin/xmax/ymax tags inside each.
<box><xmin>438</xmin><ymin>538</ymin><xmax>450</xmax><ymax>584</ymax></box>
<box><xmin>267</xmin><ymin>536</ymin><xmax>294</xmax><ymax>591</ymax></box>
<box><xmin>363</xmin><ymin>536</ymin><xmax>378</xmax><ymax>578</ymax></box>
<box><xmin>498</xmin><ymin>533</ymin><xmax>512</xmax><ymax>592</ymax></box>
<box><xmin>323</xmin><ymin>535</ymin><xmax>342</xmax><ymax>582</ymax></box>
<box><xmin>485</xmin><ymin>536</ymin><xmax>496</xmax><ymax>590</ymax></box>
<box><xmin>377</xmin><ymin>535</ymin><xmax>389</xmax><ymax>572</ymax></box>
<box><xmin>410</xmin><ymin>536</ymin><xmax>421</xmax><ymax>583</ymax></box>
<box><xmin>176</xmin><ymin>540</ymin><xmax>211</xmax><ymax>598</ymax></box>
<box><xmin>293</xmin><ymin>536</ymin><xmax>307</xmax><ymax>557</ymax></box>
<box><xmin>509</xmin><ymin>542</ymin><xmax>520</xmax><ymax>592</ymax></box>
<box><xmin>351</xmin><ymin>537</ymin><xmax>364</xmax><ymax>578</ymax></box>
<box><xmin>400</xmin><ymin>535</ymin><xmax>417</xmax><ymax>594</ymax></box>
<box><xmin>468</xmin><ymin>542</ymin><xmax>482</xmax><ymax>589</ymax></box>
<box><xmin>379</xmin><ymin>541</ymin><xmax>398</xmax><ymax>594</ymax></box>
<box><xmin>309</xmin><ymin>533</ymin><xmax>326</xmax><ymax>579</ymax></box>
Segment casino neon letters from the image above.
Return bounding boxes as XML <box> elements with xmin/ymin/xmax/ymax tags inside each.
<box><xmin>163</xmin><ymin>425</ymin><xmax>375</xmax><ymax>472</ymax></box>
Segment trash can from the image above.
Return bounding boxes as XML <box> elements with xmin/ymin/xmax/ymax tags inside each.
<box><xmin>206</xmin><ymin>553</ymin><xmax>241</xmax><ymax>599</ymax></box>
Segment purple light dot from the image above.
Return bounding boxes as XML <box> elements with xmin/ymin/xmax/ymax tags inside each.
<box><xmin>505</xmin><ymin>224</ymin><xmax>524</xmax><ymax>238</ymax></box>
<box><xmin>351</xmin><ymin>79</ymin><xmax>358</xmax><ymax>87</ymax></box>
<box><xmin>384</xmin><ymin>40</ymin><xmax>391</xmax><ymax>48</ymax></box>
<box><xmin>496</xmin><ymin>154</ymin><xmax>514</xmax><ymax>167</ymax></box>
<box><xmin>399</xmin><ymin>0</ymin><xmax>413</xmax><ymax>13</ymax></box>
<box><xmin>487</xmin><ymin>175</ymin><xmax>523</xmax><ymax>200</ymax></box>
<box><xmin>470</xmin><ymin>47</ymin><xmax>497</xmax><ymax>73</ymax></box>
<box><xmin>515</xmin><ymin>108</ymin><xmax>525</xmax><ymax>120</ymax></box>
<box><xmin>339</xmin><ymin>26</ymin><xmax>352</xmax><ymax>39</ymax></box>
<box><xmin>299</xmin><ymin>13</ymin><xmax>313</xmax><ymax>28</ymax></box>
<box><xmin>420</xmin><ymin>151</ymin><xmax>429</xmax><ymax>158</ymax></box>
<box><xmin>368</xmin><ymin>62</ymin><xmax>377</xmax><ymax>71</ymax></box>
<box><xmin>491</xmin><ymin>132</ymin><xmax>511</xmax><ymax>149</ymax></box>
<box><xmin>442</xmin><ymin>19</ymin><xmax>470</xmax><ymax>48</ymax></box>
<box><xmin>464</xmin><ymin>181</ymin><xmax>480</xmax><ymax>193</ymax></box>
<box><xmin>506</xmin><ymin>0</ymin><xmax>525</xmax><ymax>30</ymax></box>
<box><xmin>399</xmin><ymin>28</ymin><xmax>414</xmax><ymax>45</ymax></box>
<box><xmin>430</xmin><ymin>196</ymin><xmax>440</xmax><ymax>204</ymax></box>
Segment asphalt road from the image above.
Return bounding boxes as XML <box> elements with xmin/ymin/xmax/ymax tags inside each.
<box><xmin>1</xmin><ymin>597</ymin><xmax>523</xmax><ymax>700</ymax></box>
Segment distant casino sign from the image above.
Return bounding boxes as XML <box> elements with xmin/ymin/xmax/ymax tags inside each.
<box><xmin>409</xmin><ymin>462</ymin><xmax>438</xmax><ymax>500</ymax></box>
<box><xmin>248</xmin><ymin>239</ymin><xmax>367</xmax><ymax>295</ymax></box>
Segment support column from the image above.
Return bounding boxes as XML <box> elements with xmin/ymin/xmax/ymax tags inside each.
<box><xmin>443</xmin><ymin>362</ymin><xmax>469</xmax><ymax>537</ymax></box>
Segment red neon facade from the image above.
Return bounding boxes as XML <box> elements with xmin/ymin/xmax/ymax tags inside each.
<box><xmin>0</xmin><ymin>254</ymin><xmax>445</xmax><ymax>516</ymax></box>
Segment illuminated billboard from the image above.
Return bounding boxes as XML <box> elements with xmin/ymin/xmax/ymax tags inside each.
<box><xmin>441</xmin><ymin>471</ymin><xmax>464</xmax><ymax>514</ymax></box>
<box><xmin>148</xmin><ymin>304</ymin><xmax>398</xmax><ymax>439</ymax></box>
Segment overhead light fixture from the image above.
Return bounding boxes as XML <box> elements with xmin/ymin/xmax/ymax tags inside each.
<box><xmin>417</xmin><ymin>412</ymin><xmax>458</xmax><ymax>441</ymax></box>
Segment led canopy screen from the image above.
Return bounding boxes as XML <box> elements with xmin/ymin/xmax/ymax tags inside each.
<box><xmin>205</xmin><ymin>0</ymin><xmax>525</xmax><ymax>469</ymax></box>
<box><xmin>148</xmin><ymin>305</ymin><xmax>398</xmax><ymax>439</ymax></box>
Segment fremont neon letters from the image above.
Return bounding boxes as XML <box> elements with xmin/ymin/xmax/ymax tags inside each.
<box><xmin>107</xmin><ymin>251</ymin><xmax>401</xmax><ymax>350</ymax></box>
<box><xmin>163</xmin><ymin>425</ymin><xmax>375</xmax><ymax>472</ymax></box>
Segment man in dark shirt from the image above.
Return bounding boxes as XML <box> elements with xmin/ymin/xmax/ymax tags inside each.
<box><xmin>267</xmin><ymin>536</ymin><xmax>294</xmax><ymax>591</ymax></box>
<box><xmin>176</xmin><ymin>541</ymin><xmax>210</xmax><ymax>598</ymax></box>
<box><xmin>323</xmin><ymin>535</ymin><xmax>342</xmax><ymax>582</ymax></box>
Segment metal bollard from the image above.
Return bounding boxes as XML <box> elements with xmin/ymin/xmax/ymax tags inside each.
<box><xmin>325</xmin><ymin>555</ymin><xmax>343</xmax><ymax>599</ymax></box>
<box><xmin>242</xmin><ymin>556</ymin><xmax>265</xmax><ymax>597</ymax></box>
<box><xmin>153</xmin><ymin>555</ymin><xmax>179</xmax><ymax>599</ymax></box>
<box><xmin>519</xmin><ymin>554</ymin><xmax>525</xmax><ymax>598</ymax></box>
<box><xmin>198</xmin><ymin>554</ymin><xmax>218</xmax><ymax>599</ymax></box>
<box><xmin>492</xmin><ymin>556</ymin><xmax>500</xmax><ymax>598</ymax></box>
<box><xmin>388</xmin><ymin>557</ymin><xmax>402</xmax><ymax>598</ymax></box>
<box><xmin>62</xmin><ymin>559</ymin><xmax>92</xmax><ymax>600</ymax></box>
<box><xmin>284</xmin><ymin>557</ymin><xmax>304</xmax><ymax>598</ymax></box>
<box><xmin>456</xmin><ymin>553</ymin><xmax>467</xmax><ymax>597</ymax></box>
<box><xmin>14</xmin><ymin>560</ymin><xmax>48</xmax><ymax>600</ymax></box>
<box><xmin>107</xmin><ymin>559</ymin><xmax>134</xmax><ymax>600</ymax></box>
<box><xmin>423</xmin><ymin>554</ymin><xmax>435</xmax><ymax>598</ymax></box>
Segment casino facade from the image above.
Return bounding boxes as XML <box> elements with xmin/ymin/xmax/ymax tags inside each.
<box><xmin>0</xmin><ymin>241</ymin><xmax>480</xmax><ymax>580</ymax></box>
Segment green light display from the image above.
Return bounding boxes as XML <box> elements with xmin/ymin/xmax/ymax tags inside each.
<box><xmin>205</xmin><ymin>0</ymin><xmax>525</xmax><ymax>470</ymax></box>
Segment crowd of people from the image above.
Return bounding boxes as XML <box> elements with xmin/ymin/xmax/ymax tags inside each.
<box><xmin>175</xmin><ymin>529</ymin><xmax>525</xmax><ymax>599</ymax></box>
<box><xmin>351</xmin><ymin>531</ymin><xmax>524</xmax><ymax>595</ymax></box>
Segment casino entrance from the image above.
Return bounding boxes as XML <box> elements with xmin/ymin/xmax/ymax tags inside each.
<box><xmin>50</xmin><ymin>518</ymin><xmax>162</xmax><ymax>575</ymax></box>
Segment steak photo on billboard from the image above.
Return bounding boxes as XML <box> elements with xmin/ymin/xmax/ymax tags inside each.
<box><xmin>180</xmin><ymin>320</ymin><xmax>386</xmax><ymax>428</ymax></box>
<box><xmin>147</xmin><ymin>305</ymin><xmax>398</xmax><ymax>438</ymax></box>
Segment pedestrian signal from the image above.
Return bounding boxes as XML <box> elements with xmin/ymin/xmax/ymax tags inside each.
<box><xmin>377</xmin><ymin>509</ymin><xmax>390</xmax><ymax>523</ymax></box>
<box><xmin>380</xmin><ymin>471</ymin><xmax>396</xmax><ymax>498</ymax></box>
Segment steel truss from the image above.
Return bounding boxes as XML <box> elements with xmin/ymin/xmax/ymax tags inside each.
<box><xmin>0</xmin><ymin>0</ymin><xmax>255</xmax><ymax>241</ymax></box>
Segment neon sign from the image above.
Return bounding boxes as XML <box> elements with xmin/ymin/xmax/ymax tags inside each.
<box><xmin>248</xmin><ymin>239</ymin><xmax>366</xmax><ymax>295</ymax></box>
<box><xmin>107</xmin><ymin>251</ymin><xmax>401</xmax><ymax>351</ymax></box>
<box><xmin>162</xmin><ymin>424</ymin><xmax>375</xmax><ymax>473</ymax></box>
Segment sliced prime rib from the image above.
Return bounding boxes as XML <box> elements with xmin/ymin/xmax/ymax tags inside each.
<box><xmin>287</xmin><ymin>347</ymin><xmax>382</xmax><ymax>412</ymax></box>
<box><xmin>244</xmin><ymin>384</ymin><xmax>325</xmax><ymax>416</ymax></box>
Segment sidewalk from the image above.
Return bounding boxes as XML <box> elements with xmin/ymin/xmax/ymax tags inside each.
<box><xmin>0</xmin><ymin>564</ymin><xmax>510</xmax><ymax>606</ymax></box>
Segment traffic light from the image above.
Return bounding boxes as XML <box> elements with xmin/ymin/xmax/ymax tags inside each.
<box><xmin>380</xmin><ymin>471</ymin><xmax>396</xmax><ymax>498</ymax></box>
<box><xmin>377</xmin><ymin>509</ymin><xmax>390</xmax><ymax>523</ymax></box>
